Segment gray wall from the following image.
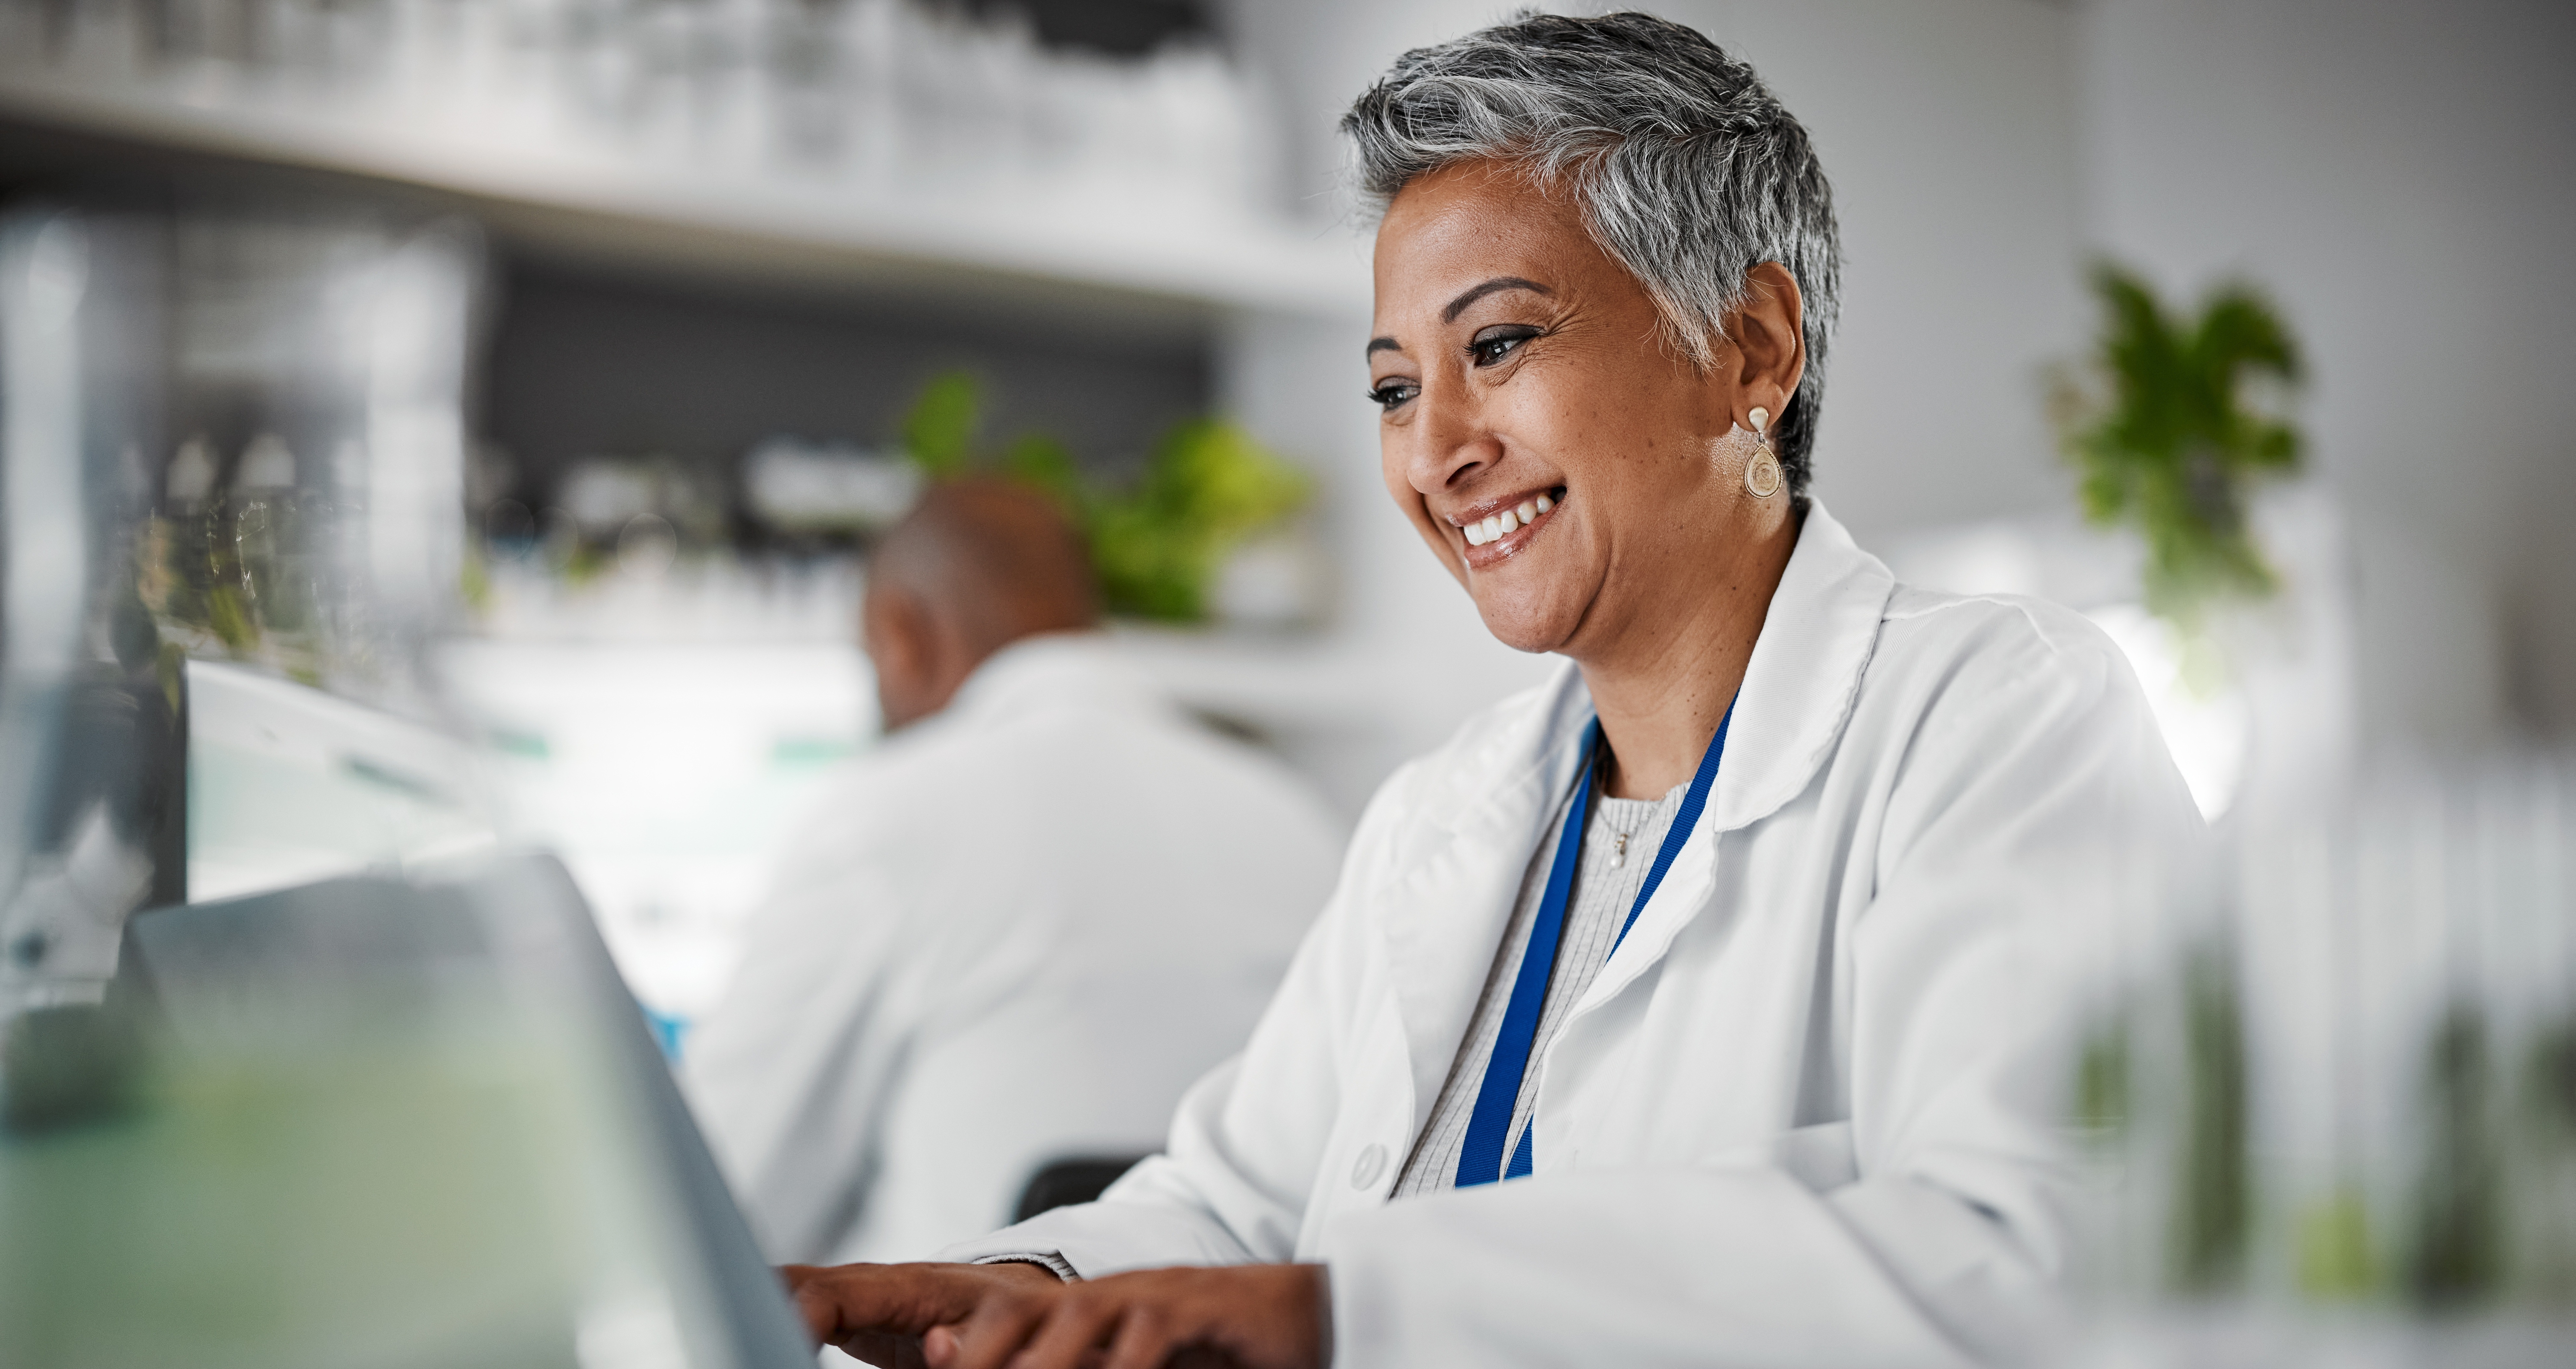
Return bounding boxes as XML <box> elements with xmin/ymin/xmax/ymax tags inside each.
<box><xmin>2077</xmin><ymin>0</ymin><xmax>2576</xmax><ymax>751</ymax></box>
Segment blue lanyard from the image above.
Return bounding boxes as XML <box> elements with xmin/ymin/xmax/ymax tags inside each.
<box><xmin>1452</xmin><ymin>701</ymin><xmax>1734</xmax><ymax>1188</ymax></box>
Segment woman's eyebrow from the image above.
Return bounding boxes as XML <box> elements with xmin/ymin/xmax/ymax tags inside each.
<box><xmin>1442</xmin><ymin>276</ymin><xmax>1552</xmax><ymax>323</ymax></box>
<box><xmin>1367</xmin><ymin>276</ymin><xmax>1556</xmax><ymax>359</ymax></box>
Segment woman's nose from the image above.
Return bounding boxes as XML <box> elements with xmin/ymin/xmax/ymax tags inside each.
<box><xmin>1405</xmin><ymin>384</ymin><xmax>1503</xmax><ymax>496</ymax></box>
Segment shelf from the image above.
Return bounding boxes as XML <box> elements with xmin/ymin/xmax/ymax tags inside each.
<box><xmin>0</xmin><ymin>64</ymin><xmax>1376</xmax><ymax>321</ymax></box>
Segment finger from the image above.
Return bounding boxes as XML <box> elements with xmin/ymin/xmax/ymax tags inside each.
<box><xmin>795</xmin><ymin>1264</ymin><xmax>994</xmax><ymax>1346</ymax></box>
<box><xmin>794</xmin><ymin>1279</ymin><xmax>850</xmax><ymax>1345</ymax></box>
<box><xmin>782</xmin><ymin>1265</ymin><xmax>840</xmax><ymax>1344</ymax></box>
<box><xmin>1005</xmin><ymin>1288</ymin><xmax>1124</xmax><ymax>1369</ymax></box>
<box><xmin>839</xmin><ymin>1328</ymin><xmax>932</xmax><ymax>1369</ymax></box>
<box><xmin>1097</xmin><ymin>1299</ymin><xmax>1181</xmax><ymax>1369</ymax></box>
<box><xmin>937</xmin><ymin>1290</ymin><xmax>1055</xmax><ymax>1369</ymax></box>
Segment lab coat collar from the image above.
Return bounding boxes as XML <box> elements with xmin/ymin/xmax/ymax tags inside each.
<box><xmin>931</xmin><ymin>631</ymin><xmax>1171</xmax><ymax>735</ymax></box>
<box><xmin>1414</xmin><ymin>500</ymin><xmax>1894</xmax><ymax>845</ymax></box>
<box><xmin>1373</xmin><ymin>502</ymin><xmax>1893</xmax><ymax>1130</ymax></box>
<box><xmin>1574</xmin><ymin>503</ymin><xmax>1894</xmax><ymax>1012</ymax></box>
<box><xmin>1707</xmin><ymin>501</ymin><xmax>1894</xmax><ymax>834</ymax></box>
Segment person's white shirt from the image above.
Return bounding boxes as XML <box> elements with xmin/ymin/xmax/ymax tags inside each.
<box><xmin>940</xmin><ymin>506</ymin><xmax>2208</xmax><ymax>1367</ymax></box>
<box><xmin>682</xmin><ymin>632</ymin><xmax>1346</xmax><ymax>1267</ymax></box>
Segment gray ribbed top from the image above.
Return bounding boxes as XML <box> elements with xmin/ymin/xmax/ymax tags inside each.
<box><xmin>1391</xmin><ymin>763</ymin><xmax>1685</xmax><ymax>1197</ymax></box>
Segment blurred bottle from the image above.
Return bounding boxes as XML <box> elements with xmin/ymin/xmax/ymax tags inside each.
<box><xmin>2064</xmin><ymin>762</ymin><xmax>2576</xmax><ymax>1365</ymax></box>
<box><xmin>0</xmin><ymin>0</ymin><xmax>1283</xmax><ymax>231</ymax></box>
<box><xmin>0</xmin><ymin>208</ymin><xmax>183</xmax><ymax>1024</ymax></box>
<box><xmin>0</xmin><ymin>201</ymin><xmax>486</xmax><ymax>1026</ymax></box>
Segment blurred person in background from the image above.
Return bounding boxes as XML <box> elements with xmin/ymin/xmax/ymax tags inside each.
<box><xmin>784</xmin><ymin>15</ymin><xmax>2204</xmax><ymax>1369</ymax></box>
<box><xmin>682</xmin><ymin>478</ymin><xmax>1345</xmax><ymax>1269</ymax></box>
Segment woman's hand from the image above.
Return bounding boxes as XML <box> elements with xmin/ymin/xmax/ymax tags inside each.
<box><xmin>780</xmin><ymin>1260</ymin><xmax>1329</xmax><ymax>1369</ymax></box>
<box><xmin>786</xmin><ymin>1261</ymin><xmax>1063</xmax><ymax>1368</ymax></box>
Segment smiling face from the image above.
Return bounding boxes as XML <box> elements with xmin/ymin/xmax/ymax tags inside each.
<box><xmin>1368</xmin><ymin>161</ymin><xmax>1802</xmax><ymax>660</ymax></box>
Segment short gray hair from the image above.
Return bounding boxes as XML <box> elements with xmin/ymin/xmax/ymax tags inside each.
<box><xmin>1342</xmin><ymin>11</ymin><xmax>1841</xmax><ymax>500</ymax></box>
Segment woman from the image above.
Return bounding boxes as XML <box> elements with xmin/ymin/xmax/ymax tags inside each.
<box><xmin>789</xmin><ymin>13</ymin><xmax>2200</xmax><ymax>1367</ymax></box>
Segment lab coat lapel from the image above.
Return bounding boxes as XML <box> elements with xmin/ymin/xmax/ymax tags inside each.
<box><xmin>1373</xmin><ymin>505</ymin><xmax>1894</xmax><ymax>1122</ymax></box>
<box><xmin>1580</xmin><ymin>503</ymin><xmax>1895</xmax><ymax>1005</ymax></box>
<box><xmin>1374</xmin><ymin>666</ymin><xmax>1593</xmax><ymax>1136</ymax></box>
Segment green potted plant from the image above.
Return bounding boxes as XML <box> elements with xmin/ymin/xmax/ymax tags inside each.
<box><xmin>894</xmin><ymin>371</ymin><xmax>1313</xmax><ymax>624</ymax></box>
<box><xmin>2048</xmin><ymin>264</ymin><xmax>2306</xmax><ymax>686</ymax></box>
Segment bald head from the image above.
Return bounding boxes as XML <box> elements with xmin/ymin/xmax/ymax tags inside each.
<box><xmin>862</xmin><ymin>479</ymin><xmax>1100</xmax><ymax>731</ymax></box>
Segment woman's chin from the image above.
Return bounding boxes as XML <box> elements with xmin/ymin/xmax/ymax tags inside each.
<box><xmin>1471</xmin><ymin>593</ymin><xmax>1583</xmax><ymax>656</ymax></box>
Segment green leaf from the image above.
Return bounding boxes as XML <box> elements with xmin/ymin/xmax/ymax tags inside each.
<box><xmin>900</xmin><ymin>371</ymin><xmax>983</xmax><ymax>476</ymax></box>
<box><xmin>999</xmin><ymin>433</ymin><xmax>1084</xmax><ymax>509</ymax></box>
<box><xmin>883</xmin><ymin>370</ymin><xmax>1312</xmax><ymax>624</ymax></box>
<box><xmin>2051</xmin><ymin>262</ymin><xmax>2308</xmax><ymax>637</ymax></box>
<box><xmin>1088</xmin><ymin>420</ymin><xmax>1311</xmax><ymax>623</ymax></box>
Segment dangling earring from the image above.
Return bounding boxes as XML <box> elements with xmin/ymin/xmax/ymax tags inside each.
<box><xmin>1743</xmin><ymin>406</ymin><xmax>1783</xmax><ymax>499</ymax></box>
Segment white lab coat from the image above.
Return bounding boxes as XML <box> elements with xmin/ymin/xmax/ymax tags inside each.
<box><xmin>682</xmin><ymin>633</ymin><xmax>1346</xmax><ymax>1267</ymax></box>
<box><xmin>941</xmin><ymin>506</ymin><xmax>2206</xmax><ymax>1367</ymax></box>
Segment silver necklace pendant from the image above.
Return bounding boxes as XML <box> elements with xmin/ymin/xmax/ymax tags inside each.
<box><xmin>1610</xmin><ymin>832</ymin><xmax>1629</xmax><ymax>869</ymax></box>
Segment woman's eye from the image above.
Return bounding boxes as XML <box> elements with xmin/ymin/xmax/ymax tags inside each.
<box><xmin>1368</xmin><ymin>379</ymin><xmax>1420</xmax><ymax>410</ymax></box>
<box><xmin>1469</xmin><ymin>327</ymin><xmax>1539</xmax><ymax>367</ymax></box>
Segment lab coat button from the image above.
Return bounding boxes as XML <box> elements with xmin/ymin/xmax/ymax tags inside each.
<box><xmin>1349</xmin><ymin>1142</ymin><xmax>1387</xmax><ymax>1190</ymax></box>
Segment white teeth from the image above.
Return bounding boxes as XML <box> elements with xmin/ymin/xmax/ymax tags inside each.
<box><xmin>1463</xmin><ymin>497</ymin><xmax>1557</xmax><ymax>550</ymax></box>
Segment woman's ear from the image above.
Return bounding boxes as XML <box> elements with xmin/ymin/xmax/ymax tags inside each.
<box><xmin>1723</xmin><ymin>262</ymin><xmax>1806</xmax><ymax>424</ymax></box>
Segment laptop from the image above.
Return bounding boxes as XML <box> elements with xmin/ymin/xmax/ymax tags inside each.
<box><xmin>0</xmin><ymin>851</ymin><xmax>814</xmax><ymax>1369</ymax></box>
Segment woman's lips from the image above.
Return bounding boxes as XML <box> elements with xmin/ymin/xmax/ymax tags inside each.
<box><xmin>1451</xmin><ymin>486</ymin><xmax>1565</xmax><ymax>565</ymax></box>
